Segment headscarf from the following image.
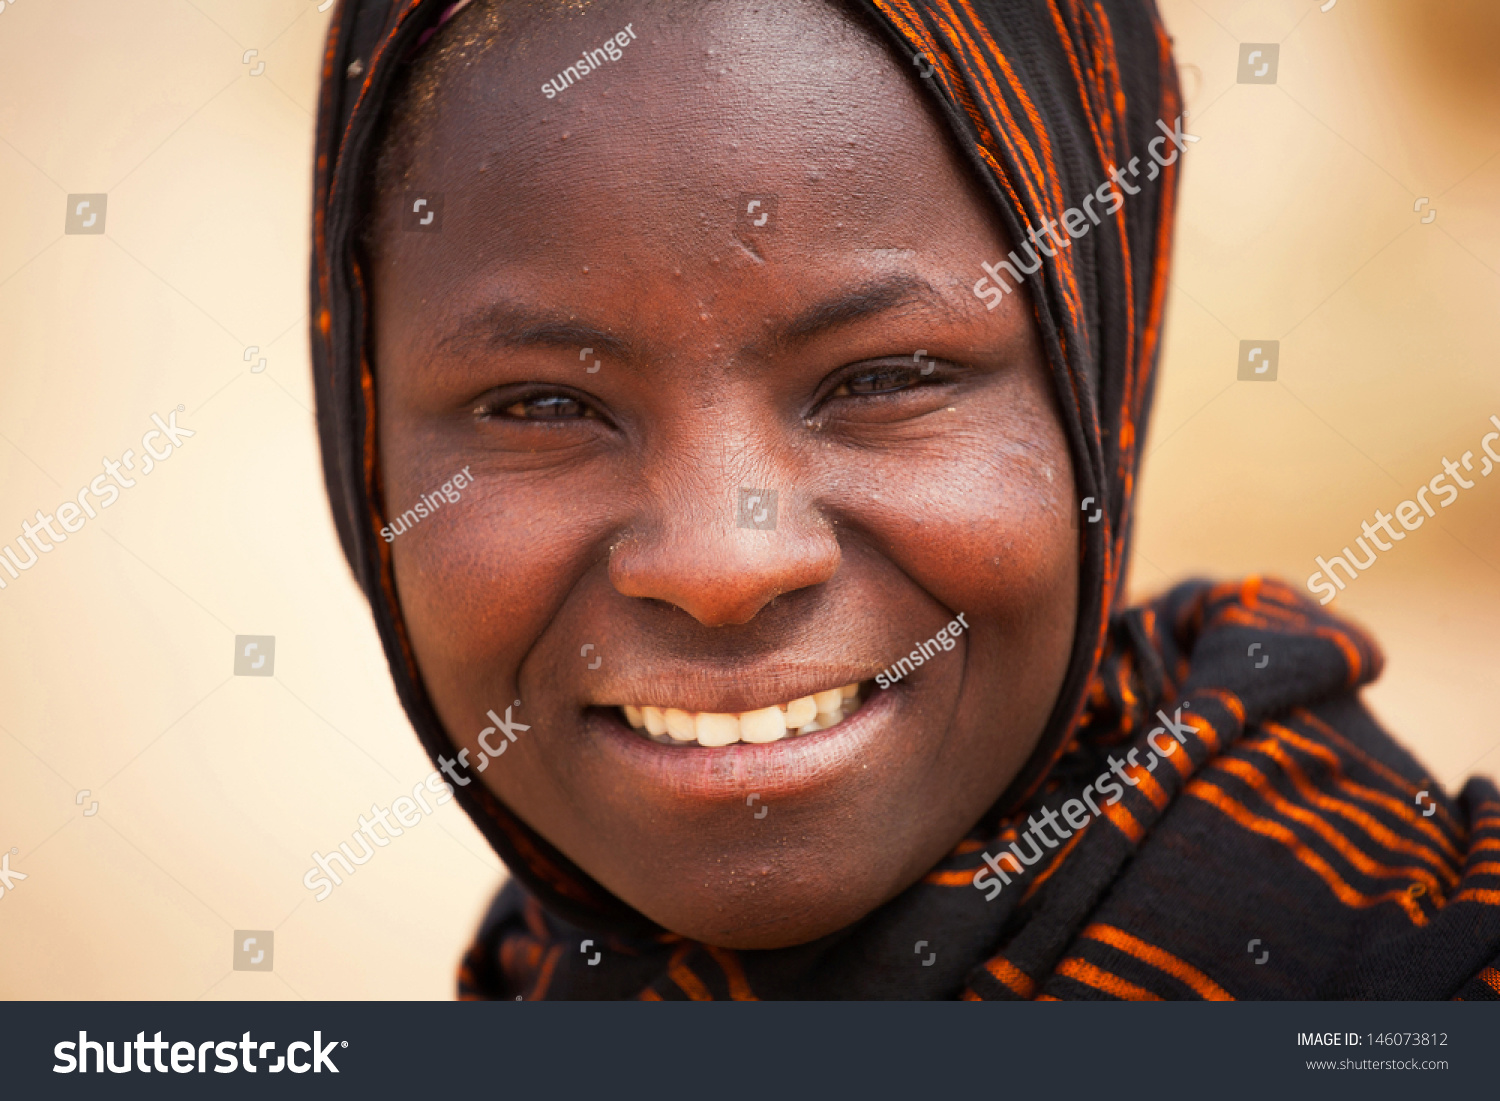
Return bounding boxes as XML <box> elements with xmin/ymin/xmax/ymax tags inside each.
<box><xmin>311</xmin><ymin>0</ymin><xmax>1500</xmax><ymax>999</ymax></box>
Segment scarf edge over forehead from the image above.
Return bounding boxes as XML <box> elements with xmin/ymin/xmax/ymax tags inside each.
<box><xmin>310</xmin><ymin>0</ymin><xmax>1181</xmax><ymax>937</ymax></box>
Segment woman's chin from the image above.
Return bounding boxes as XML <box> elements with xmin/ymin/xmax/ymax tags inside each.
<box><xmin>629</xmin><ymin>878</ymin><xmax>892</xmax><ymax>951</ymax></box>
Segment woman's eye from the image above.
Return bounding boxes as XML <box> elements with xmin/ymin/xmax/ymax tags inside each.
<box><xmin>832</xmin><ymin>364</ymin><xmax>927</xmax><ymax>398</ymax></box>
<box><xmin>480</xmin><ymin>393</ymin><xmax>596</xmax><ymax>420</ymax></box>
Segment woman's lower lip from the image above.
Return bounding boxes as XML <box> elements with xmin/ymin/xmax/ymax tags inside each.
<box><xmin>586</xmin><ymin>684</ymin><xmax>900</xmax><ymax>800</ymax></box>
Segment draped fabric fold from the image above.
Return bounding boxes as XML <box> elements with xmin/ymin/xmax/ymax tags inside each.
<box><xmin>309</xmin><ymin>0</ymin><xmax>1500</xmax><ymax>999</ymax></box>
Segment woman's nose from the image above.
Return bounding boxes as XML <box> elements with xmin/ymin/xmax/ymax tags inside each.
<box><xmin>608</xmin><ymin>484</ymin><xmax>841</xmax><ymax>627</ymax></box>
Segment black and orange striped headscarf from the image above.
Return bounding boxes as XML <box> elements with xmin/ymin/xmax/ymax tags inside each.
<box><xmin>311</xmin><ymin>0</ymin><xmax>1500</xmax><ymax>999</ymax></box>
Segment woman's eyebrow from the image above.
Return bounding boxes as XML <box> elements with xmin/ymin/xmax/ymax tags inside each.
<box><xmin>433</xmin><ymin>303</ymin><xmax>630</xmax><ymax>360</ymax></box>
<box><xmin>432</xmin><ymin>273</ymin><xmax>952</xmax><ymax>362</ymax></box>
<box><xmin>762</xmin><ymin>273</ymin><xmax>956</xmax><ymax>352</ymax></box>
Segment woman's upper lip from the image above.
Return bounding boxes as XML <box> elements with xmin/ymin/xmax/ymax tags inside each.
<box><xmin>589</xmin><ymin>669</ymin><xmax>878</xmax><ymax>714</ymax></box>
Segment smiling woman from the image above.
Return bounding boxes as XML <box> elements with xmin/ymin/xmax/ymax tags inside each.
<box><xmin>310</xmin><ymin>0</ymin><xmax>1500</xmax><ymax>1001</ymax></box>
<box><xmin>358</xmin><ymin>0</ymin><xmax>1079</xmax><ymax>956</ymax></box>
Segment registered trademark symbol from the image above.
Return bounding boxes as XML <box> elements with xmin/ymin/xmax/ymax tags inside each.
<box><xmin>177</xmin><ymin>404</ymin><xmax>184</xmax><ymax>412</ymax></box>
<box><xmin>341</xmin><ymin>1041</ymin><xmax>348</xmax><ymax>1047</ymax></box>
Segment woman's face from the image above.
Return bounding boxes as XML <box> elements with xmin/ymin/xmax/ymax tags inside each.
<box><xmin>369</xmin><ymin>0</ymin><xmax>1077</xmax><ymax>949</ymax></box>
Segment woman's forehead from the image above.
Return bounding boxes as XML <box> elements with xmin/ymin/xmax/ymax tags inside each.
<box><xmin>388</xmin><ymin>0</ymin><xmax>938</xmax><ymax>184</ymax></box>
<box><xmin>372</xmin><ymin>0</ymin><xmax>991</xmax><ymax>283</ymax></box>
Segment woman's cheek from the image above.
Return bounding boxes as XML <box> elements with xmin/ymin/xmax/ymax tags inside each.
<box><xmin>865</xmin><ymin>439</ymin><xmax>1070</xmax><ymax>610</ymax></box>
<box><xmin>391</xmin><ymin>492</ymin><xmax>564</xmax><ymax>700</ymax></box>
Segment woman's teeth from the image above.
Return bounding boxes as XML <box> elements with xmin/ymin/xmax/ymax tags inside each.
<box><xmin>620</xmin><ymin>684</ymin><xmax>864</xmax><ymax>746</ymax></box>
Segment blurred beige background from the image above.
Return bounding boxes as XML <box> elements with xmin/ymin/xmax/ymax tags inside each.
<box><xmin>0</xmin><ymin>0</ymin><xmax>1495</xmax><ymax>999</ymax></box>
